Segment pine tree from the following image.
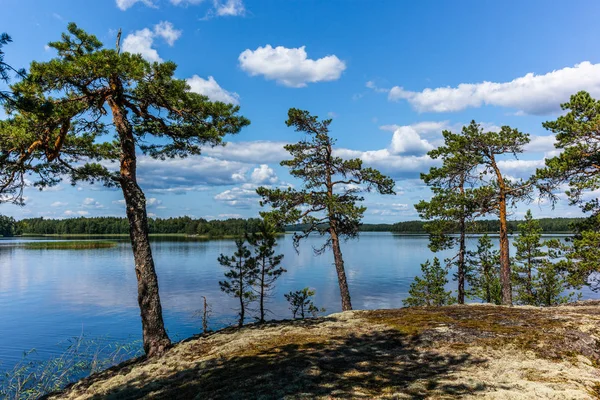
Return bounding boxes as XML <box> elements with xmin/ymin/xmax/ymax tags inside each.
<box><xmin>246</xmin><ymin>219</ymin><xmax>286</xmax><ymax>323</ymax></box>
<box><xmin>403</xmin><ymin>257</ymin><xmax>455</xmax><ymax>307</ymax></box>
<box><xmin>218</xmin><ymin>239</ymin><xmax>259</xmax><ymax>328</ymax></box>
<box><xmin>537</xmin><ymin>91</ymin><xmax>600</xmax><ymax>293</ymax></box>
<box><xmin>536</xmin><ymin>239</ymin><xmax>577</xmax><ymax>306</ymax></box>
<box><xmin>1</xmin><ymin>23</ymin><xmax>249</xmax><ymax>356</ymax></box>
<box><xmin>0</xmin><ymin>32</ymin><xmax>25</xmax><ymax>105</ymax></box>
<box><xmin>512</xmin><ymin>210</ymin><xmax>545</xmax><ymax>305</ymax></box>
<box><xmin>466</xmin><ymin>234</ymin><xmax>502</xmax><ymax>305</ymax></box>
<box><xmin>258</xmin><ymin>109</ymin><xmax>395</xmax><ymax>311</ymax></box>
<box><xmin>462</xmin><ymin>121</ymin><xmax>533</xmax><ymax>306</ymax></box>
<box><xmin>284</xmin><ymin>288</ymin><xmax>322</xmax><ymax>319</ymax></box>
<box><xmin>415</xmin><ymin>128</ymin><xmax>480</xmax><ymax>304</ymax></box>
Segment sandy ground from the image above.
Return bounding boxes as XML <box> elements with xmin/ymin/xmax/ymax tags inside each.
<box><xmin>45</xmin><ymin>302</ymin><xmax>600</xmax><ymax>399</ymax></box>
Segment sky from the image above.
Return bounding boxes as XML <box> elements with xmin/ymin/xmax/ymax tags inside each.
<box><xmin>1</xmin><ymin>0</ymin><xmax>600</xmax><ymax>222</ymax></box>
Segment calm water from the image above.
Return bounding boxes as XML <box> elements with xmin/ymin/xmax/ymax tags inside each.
<box><xmin>0</xmin><ymin>232</ymin><xmax>597</xmax><ymax>372</ymax></box>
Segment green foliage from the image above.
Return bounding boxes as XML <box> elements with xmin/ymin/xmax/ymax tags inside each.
<box><xmin>0</xmin><ymin>214</ymin><xmax>19</xmax><ymax>236</ymax></box>
<box><xmin>403</xmin><ymin>257</ymin><xmax>455</xmax><ymax>307</ymax></box>
<box><xmin>246</xmin><ymin>219</ymin><xmax>286</xmax><ymax>323</ymax></box>
<box><xmin>22</xmin><ymin>241</ymin><xmax>117</xmax><ymax>250</ymax></box>
<box><xmin>466</xmin><ymin>235</ymin><xmax>502</xmax><ymax>304</ymax></box>
<box><xmin>218</xmin><ymin>239</ymin><xmax>259</xmax><ymax>327</ymax></box>
<box><xmin>537</xmin><ymin>91</ymin><xmax>600</xmax><ymax>292</ymax></box>
<box><xmin>284</xmin><ymin>288</ymin><xmax>324</xmax><ymax>319</ymax></box>
<box><xmin>17</xmin><ymin>216</ymin><xmax>269</xmax><ymax>237</ymax></box>
<box><xmin>415</xmin><ymin>127</ymin><xmax>482</xmax><ymax>303</ymax></box>
<box><xmin>0</xmin><ymin>32</ymin><xmax>25</xmax><ymax>105</ymax></box>
<box><xmin>512</xmin><ymin>210</ymin><xmax>545</xmax><ymax>305</ymax></box>
<box><xmin>257</xmin><ymin>108</ymin><xmax>395</xmax><ymax>252</ymax></box>
<box><xmin>558</xmin><ymin>230</ymin><xmax>600</xmax><ymax>292</ymax></box>
<box><xmin>1</xmin><ymin>22</ymin><xmax>249</xmax><ymax>202</ymax></box>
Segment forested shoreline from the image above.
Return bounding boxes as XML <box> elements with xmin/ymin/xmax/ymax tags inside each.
<box><xmin>0</xmin><ymin>215</ymin><xmax>583</xmax><ymax>237</ymax></box>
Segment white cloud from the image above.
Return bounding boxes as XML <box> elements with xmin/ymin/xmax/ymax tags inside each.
<box><xmin>384</xmin><ymin>61</ymin><xmax>600</xmax><ymax>115</ymax></box>
<box><xmin>186</xmin><ymin>75</ymin><xmax>240</xmax><ymax>105</ymax></box>
<box><xmin>388</xmin><ymin>126</ymin><xmax>436</xmax><ymax>155</ymax></box>
<box><xmin>122</xmin><ymin>21</ymin><xmax>181</xmax><ymax>63</ymax></box>
<box><xmin>51</xmin><ymin>201</ymin><xmax>68</xmax><ymax>207</ymax></box>
<box><xmin>146</xmin><ymin>198</ymin><xmax>163</xmax><ymax>208</ymax></box>
<box><xmin>136</xmin><ymin>155</ymin><xmax>249</xmax><ymax>191</ymax></box>
<box><xmin>153</xmin><ymin>21</ymin><xmax>182</xmax><ymax>46</ymax></box>
<box><xmin>250</xmin><ymin>164</ymin><xmax>278</xmax><ymax>184</ymax></box>
<box><xmin>524</xmin><ymin>135</ymin><xmax>556</xmax><ymax>153</ymax></box>
<box><xmin>64</xmin><ymin>210</ymin><xmax>89</xmax><ymax>217</ymax></box>
<box><xmin>203</xmin><ymin>141</ymin><xmax>289</xmax><ymax>164</ymax></box>
<box><xmin>82</xmin><ymin>198</ymin><xmax>104</xmax><ymax>209</ymax></box>
<box><xmin>218</xmin><ymin>213</ymin><xmax>243</xmax><ymax>219</ymax></box>
<box><xmin>239</xmin><ymin>45</ymin><xmax>346</xmax><ymax>87</ymax></box>
<box><xmin>213</xmin><ymin>0</ymin><xmax>245</xmax><ymax>16</ymax></box>
<box><xmin>214</xmin><ymin>186</ymin><xmax>258</xmax><ymax>209</ymax></box>
<box><xmin>116</xmin><ymin>0</ymin><xmax>155</xmax><ymax>10</ymax></box>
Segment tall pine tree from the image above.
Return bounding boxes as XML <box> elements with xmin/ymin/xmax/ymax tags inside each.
<box><xmin>1</xmin><ymin>24</ymin><xmax>249</xmax><ymax>356</ymax></box>
<box><xmin>258</xmin><ymin>109</ymin><xmax>395</xmax><ymax>311</ymax></box>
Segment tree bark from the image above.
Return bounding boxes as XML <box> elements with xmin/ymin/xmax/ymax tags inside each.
<box><xmin>108</xmin><ymin>83</ymin><xmax>171</xmax><ymax>357</ymax></box>
<box><xmin>259</xmin><ymin>255</ymin><xmax>266</xmax><ymax>323</ymax></box>
<box><xmin>238</xmin><ymin>259</ymin><xmax>245</xmax><ymax>328</ymax></box>
<box><xmin>457</xmin><ymin>179</ymin><xmax>466</xmax><ymax>304</ymax></box>
<box><xmin>458</xmin><ymin>216</ymin><xmax>466</xmax><ymax>304</ymax></box>
<box><xmin>498</xmin><ymin>192</ymin><xmax>512</xmax><ymax>305</ymax></box>
<box><xmin>330</xmin><ymin>227</ymin><xmax>353</xmax><ymax>311</ymax></box>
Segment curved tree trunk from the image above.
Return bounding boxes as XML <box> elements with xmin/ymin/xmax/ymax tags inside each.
<box><xmin>330</xmin><ymin>228</ymin><xmax>352</xmax><ymax>311</ymax></box>
<box><xmin>108</xmin><ymin>85</ymin><xmax>171</xmax><ymax>357</ymax></box>
<box><xmin>498</xmin><ymin>193</ymin><xmax>512</xmax><ymax>305</ymax></box>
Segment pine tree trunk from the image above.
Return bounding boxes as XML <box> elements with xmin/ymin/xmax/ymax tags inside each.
<box><xmin>259</xmin><ymin>255</ymin><xmax>266</xmax><ymax>323</ymax></box>
<box><xmin>108</xmin><ymin>88</ymin><xmax>171</xmax><ymax>357</ymax></box>
<box><xmin>499</xmin><ymin>193</ymin><xmax>512</xmax><ymax>305</ymax></box>
<box><xmin>330</xmin><ymin>227</ymin><xmax>352</xmax><ymax>311</ymax></box>
<box><xmin>238</xmin><ymin>260</ymin><xmax>245</xmax><ymax>328</ymax></box>
<box><xmin>458</xmin><ymin>216</ymin><xmax>466</xmax><ymax>304</ymax></box>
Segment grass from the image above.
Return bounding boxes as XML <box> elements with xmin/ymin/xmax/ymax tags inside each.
<box><xmin>0</xmin><ymin>336</ymin><xmax>142</xmax><ymax>400</ymax></box>
<box><xmin>23</xmin><ymin>241</ymin><xmax>118</xmax><ymax>250</ymax></box>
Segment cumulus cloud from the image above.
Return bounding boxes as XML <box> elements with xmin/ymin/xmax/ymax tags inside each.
<box><xmin>214</xmin><ymin>186</ymin><xmax>259</xmax><ymax>209</ymax></box>
<box><xmin>239</xmin><ymin>45</ymin><xmax>346</xmax><ymax>87</ymax></box>
<box><xmin>122</xmin><ymin>21</ymin><xmax>181</xmax><ymax>63</ymax></box>
<box><xmin>136</xmin><ymin>155</ymin><xmax>249</xmax><ymax>192</ymax></box>
<box><xmin>389</xmin><ymin>126</ymin><xmax>435</xmax><ymax>155</ymax></box>
<box><xmin>51</xmin><ymin>201</ymin><xmax>68</xmax><ymax>207</ymax></box>
<box><xmin>250</xmin><ymin>164</ymin><xmax>278</xmax><ymax>184</ymax></box>
<box><xmin>186</xmin><ymin>75</ymin><xmax>240</xmax><ymax>105</ymax></box>
<box><xmin>382</xmin><ymin>61</ymin><xmax>600</xmax><ymax>115</ymax></box>
<box><xmin>524</xmin><ymin>135</ymin><xmax>557</xmax><ymax>153</ymax></box>
<box><xmin>116</xmin><ymin>0</ymin><xmax>155</xmax><ymax>11</ymax></box>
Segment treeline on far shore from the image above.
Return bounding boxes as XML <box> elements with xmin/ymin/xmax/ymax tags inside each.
<box><xmin>290</xmin><ymin>217</ymin><xmax>585</xmax><ymax>234</ymax></box>
<box><xmin>13</xmin><ymin>216</ymin><xmax>267</xmax><ymax>237</ymax></box>
<box><xmin>0</xmin><ymin>215</ymin><xmax>584</xmax><ymax>238</ymax></box>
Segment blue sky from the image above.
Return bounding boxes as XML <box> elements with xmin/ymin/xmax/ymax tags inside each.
<box><xmin>1</xmin><ymin>0</ymin><xmax>600</xmax><ymax>222</ymax></box>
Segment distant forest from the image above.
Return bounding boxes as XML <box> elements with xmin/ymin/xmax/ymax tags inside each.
<box><xmin>1</xmin><ymin>215</ymin><xmax>583</xmax><ymax>237</ymax></box>
<box><xmin>289</xmin><ymin>217</ymin><xmax>584</xmax><ymax>234</ymax></box>
<box><xmin>15</xmin><ymin>216</ymin><xmax>265</xmax><ymax>237</ymax></box>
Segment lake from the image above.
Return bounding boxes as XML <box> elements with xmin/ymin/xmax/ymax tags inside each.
<box><xmin>0</xmin><ymin>232</ymin><xmax>597</xmax><ymax>373</ymax></box>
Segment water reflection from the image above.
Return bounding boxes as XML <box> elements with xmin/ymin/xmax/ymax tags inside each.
<box><xmin>0</xmin><ymin>232</ymin><xmax>596</xmax><ymax>371</ymax></box>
